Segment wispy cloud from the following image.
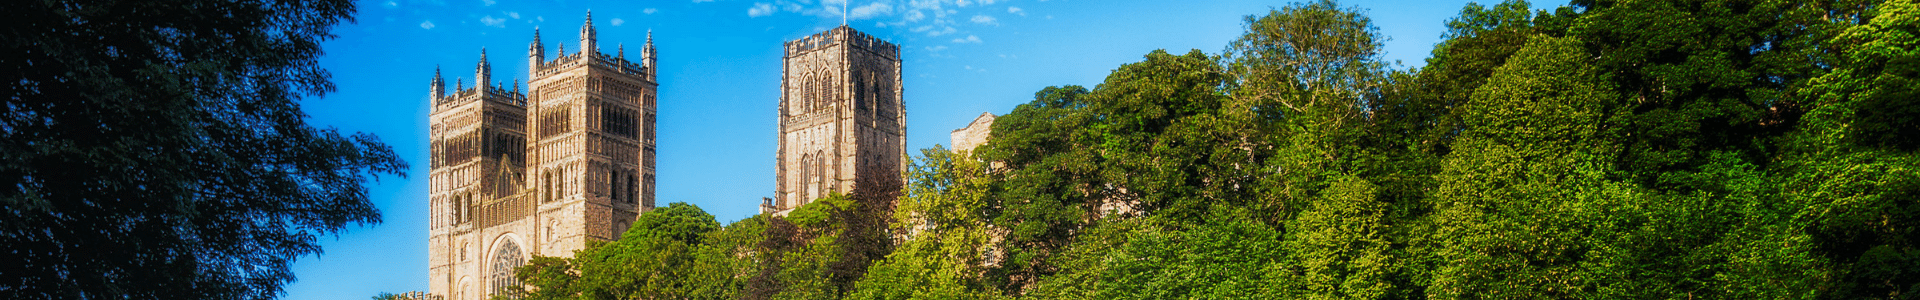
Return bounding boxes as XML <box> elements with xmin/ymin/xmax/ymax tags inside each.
<box><xmin>749</xmin><ymin>3</ymin><xmax>776</xmax><ymax>17</ymax></box>
<box><xmin>1007</xmin><ymin>6</ymin><xmax>1024</xmax><ymax>16</ymax></box>
<box><xmin>849</xmin><ymin>2</ymin><xmax>892</xmax><ymax>20</ymax></box>
<box><xmin>481</xmin><ymin>0</ymin><xmax>495</xmax><ymax>5</ymax></box>
<box><xmin>644</xmin><ymin>8</ymin><xmax>659</xmax><ymax>14</ymax></box>
<box><xmin>911</xmin><ymin>25</ymin><xmax>958</xmax><ymax>37</ymax></box>
<box><xmin>480</xmin><ymin>15</ymin><xmax>507</xmax><ymax>27</ymax></box>
<box><xmin>970</xmin><ymin>15</ymin><xmax>995</xmax><ymax>25</ymax></box>
<box><xmin>951</xmin><ymin>35</ymin><xmax>980</xmax><ymax>43</ymax></box>
<box><xmin>508</xmin><ymin>12</ymin><xmax>520</xmax><ymax>19</ymax></box>
<box><xmin>420</xmin><ymin>20</ymin><xmax>436</xmax><ymax>29</ymax></box>
<box><xmin>926</xmin><ymin>45</ymin><xmax>948</xmax><ymax>51</ymax></box>
<box><xmin>611</xmin><ymin>18</ymin><xmax>625</xmax><ymax>26</ymax></box>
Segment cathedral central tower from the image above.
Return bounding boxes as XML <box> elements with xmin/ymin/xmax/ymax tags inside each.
<box><xmin>769</xmin><ymin>26</ymin><xmax>905</xmax><ymax>213</ymax></box>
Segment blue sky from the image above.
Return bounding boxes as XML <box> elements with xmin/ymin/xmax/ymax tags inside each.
<box><xmin>286</xmin><ymin>0</ymin><xmax>1500</xmax><ymax>298</ymax></box>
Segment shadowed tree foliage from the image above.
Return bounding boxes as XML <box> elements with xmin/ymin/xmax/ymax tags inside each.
<box><xmin>0</xmin><ymin>0</ymin><xmax>403</xmax><ymax>299</ymax></box>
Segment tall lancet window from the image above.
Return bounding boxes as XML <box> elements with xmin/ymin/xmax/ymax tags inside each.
<box><xmin>490</xmin><ymin>240</ymin><xmax>524</xmax><ymax>297</ymax></box>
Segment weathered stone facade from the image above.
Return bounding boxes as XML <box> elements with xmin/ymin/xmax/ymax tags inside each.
<box><xmin>767</xmin><ymin>26</ymin><xmax>906</xmax><ymax>214</ymax></box>
<box><xmin>426</xmin><ymin>12</ymin><xmax>657</xmax><ymax>300</ymax></box>
<box><xmin>950</xmin><ymin>112</ymin><xmax>995</xmax><ymax>153</ymax></box>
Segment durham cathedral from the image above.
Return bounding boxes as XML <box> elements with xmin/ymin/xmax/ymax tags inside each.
<box><xmin>424</xmin><ymin>13</ymin><xmax>904</xmax><ymax>300</ymax></box>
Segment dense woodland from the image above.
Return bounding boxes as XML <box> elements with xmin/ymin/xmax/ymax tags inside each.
<box><xmin>499</xmin><ymin>0</ymin><xmax>1920</xmax><ymax>299</ymax></box>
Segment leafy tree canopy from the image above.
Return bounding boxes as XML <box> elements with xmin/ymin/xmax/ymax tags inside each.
<box><xmin>1</xmin><ymin>0</ymin><xmax>402</xmax><ymax>298</ymax></box>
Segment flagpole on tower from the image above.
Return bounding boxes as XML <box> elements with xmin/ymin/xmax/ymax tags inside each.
<box><xmin>842</xmin><ymin>0</ymin><xmax>848</xmax><ymax>25</ymax></box>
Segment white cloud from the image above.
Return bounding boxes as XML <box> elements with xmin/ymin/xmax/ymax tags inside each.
<box><xmin>384</xmin><ymin>1</ymin><xmax>398</xmax><ymax>7</ymax></box>
<box><xmin>611</xmin><ymin>18</ymin><xmax>625</xmax><ymax>26</ymax></box>
<box><xmin>849</xmin><ymin>2</ymin><xmax>891</xmax><ymax>20</ymax></box>
<box><xmin>480</xmin><ymin>15</ymin><xmax>506</xmax><ymax>27</ymax></box>
<box><xmin>970</xmin><ymin>15</ymin><xmax>995</xmax><ymax>25</ymax></box>
<box><xmin>508</xmin><ymin>12</ymin><xmax>520</xmax><ymax>19</ymax></box>
<box><xmin>749</xmin><ymin>3</ymin><xmax>776</xmax><ymax>17</ymax></box>
<box><xmin>926</xmin><ymin>45</ymin><xmax>949</xmax><ymax>51</ymax></box>
<box><xmin>914</xmin><ymin>26</ymin><xmax>956</xmax><ymax>36</ymax></box>
<box><xmin>952</xmin><ymin>35</ymin><xmax>980</xmax><ymax>43</ymax></box>
<box><xmin>536</xmin><ymin>16</ymin><xmax>545</xmax><ymax>22</ymax></box>
<box><xmin>644</xmin><ymin>8</ymin><xmax>658</xmax><ymax>14</ymax></box>
<box><xmin>1007</xmin><ymin>7</ymin><xmax>1024</xmax><ymax>16</ymax></box>
<box><xmin>420</xmin><ymin>20</ymin><xmax>436</xmax><ymax>29</ymax></box>
<box><xmin>481</xmin><ymin>0</ymin><xmax>495</xmax><ymax>5</ymax></box>
<box><xmin>902</xmin><ymin>9</ymin><xmax>925</xmax><ymax>22</ymax></box>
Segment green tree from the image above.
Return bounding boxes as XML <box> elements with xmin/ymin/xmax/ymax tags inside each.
<box><xmin>971</xmin><ymin>85</ymin><xmax>1097</xmax><ymax>292</ymax></box>
<box><xmin>0</xmin><ymin>0</ymin><xmax>403</xmax><ymax>298</ymax></box>
<box><xmin>1226</xmin><ymin>0</ymin><xmax>1390</xmax><ymax>223</ymax></box>
<box><xmin>577</xmin><ymin>203</ymin><xmax>721</xmax><ymax>299</ymax></box>
<box><xmin>1740</xmin><ymin>0</ymin><xmax>1920</xmax><ymax>297</ymax></box>
<box><xmin>852</xmin><ymin>146</ymin><xmax>1007</xmax><ymax>300</ymax></box>
<box><xmin>1282</xmin><ymin>176</ymin><xmax>1395</xmax><ymax>299</ymax></box>
<box><xmin>502</xmin><ymin>203</ymin><xmax>726</xmax><ymax>300</ymax></box>
<box><xmin>748</xmin><ymin>194</ymin><xmax>892</xmax><ymax>300</ymax></box>
<box><xmin>1425</xmin><ymin>35</ymin><xmax>1623</xmax><ymax>298</ymax></box>
<box><xmin>682</xmin><ymin>215</ymin><xmax>769</xmax><ymax>300</ymax></box>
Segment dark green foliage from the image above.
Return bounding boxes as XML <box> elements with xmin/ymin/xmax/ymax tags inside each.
<box><xmin>0</xmin><ymin>0</ymin><xmax>402</xmax><ymax>299</ymax></box>
<box><xmin>503</xmin><ymin>0</ymin><xmax>1920</xmax><ymax>299</ymax></box>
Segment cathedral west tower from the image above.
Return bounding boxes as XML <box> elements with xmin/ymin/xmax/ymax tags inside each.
<box><xmin>768</xmin><ymin>26</ymin><xmax>905</xmax><ymax>214</ymax></box>
<box><xmin>427</xmin><ymin>12</ymin><xmax>657</xmax><ymax>300</ymax></box>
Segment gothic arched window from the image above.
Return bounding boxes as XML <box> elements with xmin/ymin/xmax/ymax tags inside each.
<box><xmin>814</xmin><ymin>150</ymin><xmax>828</xmax><ymax>197</ymax></box>
<box><xmin>490</xmin><ymin>239</ymin><xmax>524</xmax><ymax>296</ymax></box>
<box><xmin>799</xmin><ymin>153</ymin><xmax>814</xmax><ymax>203</ymax></box>
<box><xmin>807</xmin><ymin>73</ymin><xmax>821</xmax><ymax>112</ymax></box>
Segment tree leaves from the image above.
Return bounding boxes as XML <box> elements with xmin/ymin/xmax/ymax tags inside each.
<box><xmin>1</xmin><ymin>0</ymin><xmax>400</xmax><ymax>298</ymax></box>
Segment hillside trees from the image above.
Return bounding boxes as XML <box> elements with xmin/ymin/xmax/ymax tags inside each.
<box><xmin>503</xmin><ymin>0</ymin><xmax>1920</xmax><ymax>299</ymax></box>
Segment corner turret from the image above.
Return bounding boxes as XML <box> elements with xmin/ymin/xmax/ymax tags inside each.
<box><xmin>430</xmin><ymin>65</ymin><xmax>444</xmax><ymax>100</ymax></box>
<box><xmin>529</xmin><ymin>28</ymin><xmax>544</xmax><ymax>79</ymax></box>
<box><xmin>475</xmin><ymin>48</ymin><xmax>491</xmax><ymax>91</ymax></box>
<box><xmin>643</xmin><ymin>30</ymin><xmax>657</xmax><ymax>81</ymax></box>
<box><xmin>580</xmin><ymin>11</ymin><xmax>597</xmax><ymax>57</ymax></box>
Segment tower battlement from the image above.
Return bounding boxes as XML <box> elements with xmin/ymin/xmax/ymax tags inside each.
<box><xmin>436</xmin><ymin>84</ymin><xmax>527</xmax><ymax>108</ymax></box>
<box><xmin>785</xmin><ymin>25</ymin><xmax>900</xmax><ymax>60</ymax></box>
<box><xmin>532</xmin><ymin>52</ymin><xmax>650</xmax><ymax>78</ymax></box>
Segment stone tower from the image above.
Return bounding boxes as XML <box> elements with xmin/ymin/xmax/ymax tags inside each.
<box><xmin>769</xmin><ymin>26</ymin><xmax>905</xmax><ymax>214</ymax></box>
<box><xmin>427</xmin><ymin>12</ymin><xmax>657</xmax><ymax>300</ymax></box>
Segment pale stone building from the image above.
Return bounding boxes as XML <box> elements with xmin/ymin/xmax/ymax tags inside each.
<box><xmin>950</xmin><ymin>112</ymin><xmax>995</xmax><ymax>153</ymax></box>
<box><xmin>766</xmin><ymin>26</ymin><xmax>906</xmax><ymax>214</ymax></box>
<box><xmin>426</xmin><ymin>12</ymin><xmax>657</xmax><ymax>300</ymax></box>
